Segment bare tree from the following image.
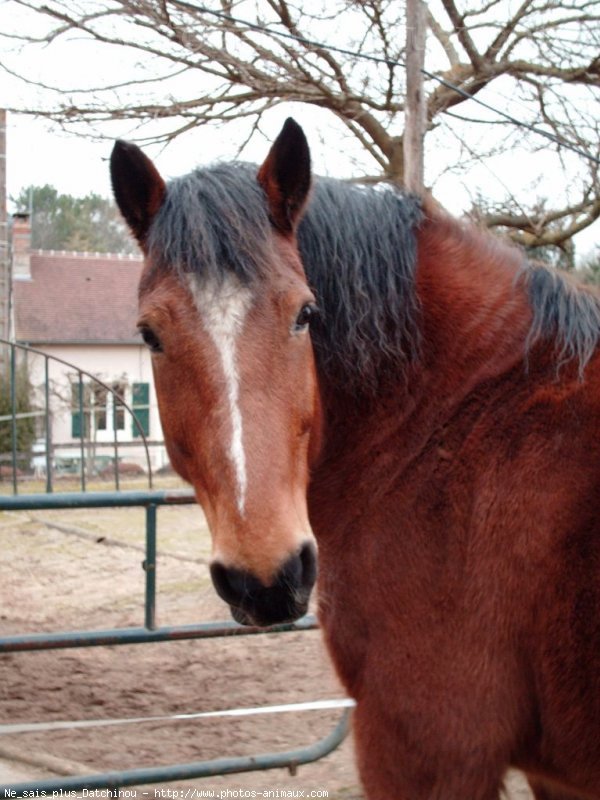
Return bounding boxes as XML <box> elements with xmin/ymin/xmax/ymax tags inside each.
<box><xmin>1</xmin><ymin>0</ymin><xmax>599</xmax><ymax>255</ymax></box>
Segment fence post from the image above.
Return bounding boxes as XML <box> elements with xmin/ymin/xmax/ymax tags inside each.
<box><xmin>144</xmin><ymin>503</ymin><xmax>157</xmax><ymax>630</ymax></box>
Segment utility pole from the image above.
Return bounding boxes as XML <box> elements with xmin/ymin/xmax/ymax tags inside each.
<box><xmin>404</xmin><ymin>0</ymin><xmax>427</xmax><ymax>193</ymax></box>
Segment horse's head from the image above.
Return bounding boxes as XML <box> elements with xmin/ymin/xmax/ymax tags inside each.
<box><xmin>111</xmin><ymin>120</ymin><xmax>321</xmax><ymax>626</ymax></box>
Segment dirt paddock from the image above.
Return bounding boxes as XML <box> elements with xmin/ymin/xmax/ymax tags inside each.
<box><xmin>0</xmin><ymin>490</ymin><xmax>532</xmax><ymax>797</ymax></box>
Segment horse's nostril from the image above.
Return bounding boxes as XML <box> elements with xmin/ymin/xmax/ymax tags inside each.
<box><xmin>209</xmin><ymin>562</ymin><xmax>236</xmax><ymax>605</ymax></box>
<box><xmin>264</xmin><ymin>541</ymin><xmax>317</xmax><ymax>595</ymax></box>
<box><xmin>299</xmin><ymin>541</ymin><xmax>318</xmax><ymax>587</ymax></box>
<box><xmin>210</xmin><ymin>562</ymin><xmax>262</xmax><ymax>607</ymax></box>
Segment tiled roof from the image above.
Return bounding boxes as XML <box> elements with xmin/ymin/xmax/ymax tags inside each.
<box><xmin>14</xmin><ymin>251</ymin><xmax>144</xmax><ymax>344</ymax></box>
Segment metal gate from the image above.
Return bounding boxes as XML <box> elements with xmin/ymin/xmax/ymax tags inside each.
<box><xmin>0</xmin><ymin>340</ymin><xmax>351</xmax><ymax>795</ymax></box>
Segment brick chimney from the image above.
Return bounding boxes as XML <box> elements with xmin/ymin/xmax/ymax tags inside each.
<box><xmin>0</xmin><ymin>109</ymin><xmax>8</xmax><ymax>340</ymax></box>
<box><xmin>12</xmin><ymin>212</ymin><xmax>31</xmax><ymax>280</ymax></box>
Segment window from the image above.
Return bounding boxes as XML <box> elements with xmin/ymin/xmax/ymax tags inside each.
<box><xmin>71</xmin><ymin>379</ymin><xmax>129</xmax><ymax>440</ymax></box>
<box><xmin>93</xmin><ymin>386</ymin><xmax>108</xmax><ymax>431</ymax></box>
<box><xmin>111</xmin><ymin>382</ymin><xmax>126</xmax><ymax>432</ymax></box>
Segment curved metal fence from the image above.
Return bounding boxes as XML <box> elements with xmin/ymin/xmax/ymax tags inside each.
<box><xmin>0</xmin><ymin>338</ymin><xmax>154</xmax><ymax>493</ymax></box>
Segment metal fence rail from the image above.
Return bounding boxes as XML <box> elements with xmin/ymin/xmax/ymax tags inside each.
<box><xmin>1</xmin><ymin>488</ymin><xmax>196</xmax><ymax>641</ymax></box>
<box><xmin>1</xmin><ymin>710</ymin><xmax>351</xmax><ymax>796</ymax></box>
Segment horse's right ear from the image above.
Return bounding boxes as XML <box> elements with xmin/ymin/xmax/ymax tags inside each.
<box><xmin>257</xmin><ymin>118</ymin><xmax>311</xmax><ymax>235</ymax></box>
<box><xmin>110</xmin><ymin>140</ymin><xmax>166</xmax><ymax>247</ymax></box>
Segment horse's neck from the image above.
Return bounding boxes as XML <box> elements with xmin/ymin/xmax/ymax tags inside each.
<box><xmin>415</xmin><ymin>210</ymin><xmax>532</xmax><ymax>400</ymax></box>
<box><xmin>314</xmin><ymin>212</ymin><xmax>533</xmax><ymax>469</ymax></box>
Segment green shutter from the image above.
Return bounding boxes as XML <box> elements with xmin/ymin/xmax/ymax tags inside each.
<box><xmin>132</xmin><ymin>382</ymin><xmax>150</xmax><ymax>437</ymax></box>
<box><xmin>72</xmin><ymin>409</ymin><xmax>82</xmax><ymax>438</ymax></box>
<box><xmin>71</xmin><ymin>383</ymin><xmax>82</xmax><ymax>438</ymax></box>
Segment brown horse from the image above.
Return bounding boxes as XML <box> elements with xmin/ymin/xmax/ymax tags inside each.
<box><xmin>110</xmin><ymin>119</ymin><xmax>600</xmax><ymax>800</ymax></box>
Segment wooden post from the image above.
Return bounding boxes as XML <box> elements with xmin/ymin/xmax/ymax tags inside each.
<box><xmin>404</xmin><ymin>0</ymin><xmax>427</xmax><ymax>193</ymax></box>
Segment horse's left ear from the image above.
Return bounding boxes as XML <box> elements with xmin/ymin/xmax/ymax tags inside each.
<box><xmin>257</xmin><ymin>118</ymin><xmax>311</xmax><ymax>235</ymax></box>
<box><xmin>110</xmin><ymin>140</ymin><xmax>166</xmax><ymax>247</ymax></box>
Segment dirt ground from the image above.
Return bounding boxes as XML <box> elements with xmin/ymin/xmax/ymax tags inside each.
<box><xmin>0</xmin><ymin>487</ymin><xmax>533</xmax><ymax>798</ymax></box>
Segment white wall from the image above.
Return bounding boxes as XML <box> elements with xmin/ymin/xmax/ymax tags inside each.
<box><xmin>24</xmin><ymin>343</ymin><xmax>168</xmax><ymax>471</ymax></box>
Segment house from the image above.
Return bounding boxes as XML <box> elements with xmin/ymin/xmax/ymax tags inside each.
<box><xmin>11</xmin><ymin>214</ymin><xmax>168</xmax><ymax>473</ymax></box>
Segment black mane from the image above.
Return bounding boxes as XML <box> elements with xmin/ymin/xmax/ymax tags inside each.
<box><xmin>522</xmin><ymin>263</ymin><xmax>600</xmax><ymax>375</ymax></box>
<box><xmin>299</xmin><ymin>178</ymin><xmax>422</xmax><ymax>389</ymax></box>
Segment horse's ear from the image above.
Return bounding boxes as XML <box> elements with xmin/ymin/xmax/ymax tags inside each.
<box><xmin>110</xmin><ymin>140</ymin><xmax>166</xmax><ymax>247</ymax></box>
<box><xmin>257</xmin><ymin>118</ymin><xmax>311</xmax><ymax>235</ymax></box>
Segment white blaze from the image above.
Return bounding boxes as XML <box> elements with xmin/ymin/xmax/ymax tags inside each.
<box><xmin>188</xmin><ymin>275</ymin><xmax>252</xmax><ymax>515</ymax></box>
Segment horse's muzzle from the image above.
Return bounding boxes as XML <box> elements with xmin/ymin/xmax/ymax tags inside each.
<box><xmin>210</xmin><ymin>541</ymin><xmax>317</xmax><ymax>627</ymax></box>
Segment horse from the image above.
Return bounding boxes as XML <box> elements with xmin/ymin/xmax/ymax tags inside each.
<box><xmin>110</xmin><ymin>119</ymin><xmax>600</xmax><ymax>800</ymax></box>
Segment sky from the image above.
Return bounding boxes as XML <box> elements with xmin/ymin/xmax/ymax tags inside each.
<box><xmin>4</xmin><ymin>105</ymin><xmax>355</xmax><ymax>204</ymax></box>
<box><xmin>2</xmin><ymin>1</ymin><xmax>598</xmax><ymax>261</ymax></box>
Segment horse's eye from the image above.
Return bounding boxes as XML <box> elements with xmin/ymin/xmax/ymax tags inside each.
<box><xmin>139</xmin><ymin>325</ymin><xmax>162</xmax><ymax>353</ymax></box>
<box><xmin>294</xmin><ymin>303</ymin><xmax>319</xmax><ymax>332</ymax></box>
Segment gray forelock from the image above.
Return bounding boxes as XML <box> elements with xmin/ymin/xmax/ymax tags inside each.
<box><xmin>147</xmin><ymin>163</ymin><xmax>273</xmax><ymax>286</ymax></box>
